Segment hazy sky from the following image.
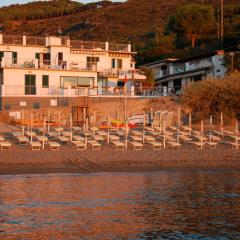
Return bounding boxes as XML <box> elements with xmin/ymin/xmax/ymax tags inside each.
<box><xmin>0</xmin><ymin>0</ymin><xmax>126</xmax><ymax>7</ymax></box>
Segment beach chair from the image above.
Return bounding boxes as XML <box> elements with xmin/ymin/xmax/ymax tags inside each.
<box><xmin>57</xmin><ymin>136</ymin><xmax>70</xmax><ymax>144</ymax></box>
<box><xmin>29</xmin><ymin>141</ymin><xmax>42</xmax><ymax>150</ymax></box>
<box><xmin>130</xmin><ymin>135</ymin><xmax>142</xmax><ymax>142</ymax></box>
<box><xmin>93</xmin><ymin>135</ymin><xmax>105</xmax><ymax>143</ymax></box>
<box><xmin>191</xmin><ymin>141</ymin><xmax>205</xmax><ymax>149</ymax></box>
<box><xmin>17</xmin><ymin>136</ymin><xmax>29</xmax><ymax>145</ymax></box>
<box><xmin>0</xmin><ymin>135</ymin><xmax>5</xmax><ymax>142</ymax></box>
<box><xmin>12</xmin><ymin>131</ymin><xmax>23</xmax><ymax>139</ymax></box>
<box><xmin>0</xmin><ymin>141</ymin><xmax>11</xmax><ymax>150</ymax></box>
<box><xmin>116</xmin><ymin>130</ymin><xmax>125</xmax><ymax>137</ymax></box>
<box><xmin>148</xmin><ymin>141</ymin><xmax>162</xmax><ymax>150</ymax></box>
<box><xmin>111</xmin><ymin>141</ymin><xmax>125</xmax><ymax>150</ymax></box>
<box><xmin>205</xmin><ymin>141</ymin><xmax>217</xmax><ymax>149</ymax></box>
<box><xmin>144</xmin><ymin>135</ymin><xmax>155</xmax><ymax>142</ymax></box>
<box><xmin>167</xmin><ymin>141</ymin><xmax>181</xmax><ymax>149</ymax></box>
<box><xmin>130</xmin><ymin>142</ymin><xmax>143</xmax><ymax>150</ymax></box>
<box><xmin>109</xmin><ymin>135</ymin><xmax>119</xmax><ymax>141</ymax></box>
<box><xmin>88</xmin><ymin>140</ymin><xmax>101</xmax><ymax>150</ymax></box>
<box><xmin>228</xmin><ymin>142</ymin><xmax>240</xmax><ymax>149</ymax></box>
<box><xmin>48</xmin><ymin>141</ymin><xmax>60</xmax><ymax>150</ymax></box>
<box><xmin>36</xmin><ymin>135</ymin><xmax>48</xmax><ymax>143</ymax></box>
<box><xmin>62</xmin><ymin>131</ymin><xmax>72</xmax><ymax>137</ymax></box>
<box><xmin>72</xmin><ymin>135</ymin><xmax>85</xmax><ymax>142</ymax></box>
<box><xmin>47</xmin><ymin>131</ymin><xmax>58</xmax><ymax>140</ymax></box>
<box><xmin>72</xmin><ymin>141</ymin><xmax>86</xmax><ymax>151</ymax></box>
<box><xmin>179</xmin><ymin>135</ymin><xmax>192</xmax><ymax>143</ymax></box>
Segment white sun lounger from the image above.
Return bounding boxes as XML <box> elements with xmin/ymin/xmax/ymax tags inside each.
<box><xmin>58</xmin><ymin>136</ymin><xmax>70</xmax><ymax>144</ymax></box>
<box><xmin>109</xmin><ymin>135</ymin><xmax>119</xmax><ymax>141</ymax></box>
<box><xmin>131</xmin><ymin>136</ymin><xmax>142</xmax><ymax>142</ymax></box>
<box><xmin>17</xmin><ymin>136</ymin><xmax>29</xmax><ymax>145</ymax></box>
<box><xmin>12</xmin><ymin>131</ymin><xmax>24</xmax><ymax>139</ymax></box>
<box><xmin>29</xmin><ymin>141</ymin><xmax>42</xmax><ymax>150</ymax></box>
<box><xmin>47</xmin><ymin>131</ymin><xmax>58</xmax><ymax>139</ymax></box>
<box><xmin>228</xmin><ymin>142</ymin><xmax>240</xmax><ymax>149</ymax></box>
<box><xmin>72</xmin><ymin>135</ymin><xmax>85</xmax><ymax>142</ymax></box>
<box><xmin>48</xmin><ymin>141</ymin><xmax>60</xmax><ymax>150</ymax></box>
<box><xmin>144</xmin><ymin>135</ymin><xmax>155</xmax><ymax>142</ymax></box>
<box><xmin>0</xmin><ymin>135</ymin><xmax>5</xmax><ymax>142</ymax></box>
<box><xmin>111</xmin><ymin>141</ymin><xmax>125</xmax><ymax>150</ymax></box>
<box><xmin>167</xmin><ymin>141</ymin><xmax>181</xmax><ymax>149</ymax></box>
<box><xmin>205</xmin><ymin>141</ymin><xmax>217</xmax><ymax>149</ymax></box>
<box><xmin>149</xmin><ymin>141</ymin><xmax>162</xmax><ymax>150</ymax></box>
<box><xmin>62</xmin><ymin>131</ymin><xmax>72</xmax><ymax>137</ymax></box>
<box><xmin>88</xmin><ymin>140</ymin><xmax>101</xmax><ymax>150</ymax></box>
<box><xmin>93</xmin><ymin>135</ymin><xmax>105</xmax><ymax>142</ymax></box>
<box><xmin>72</xmin><ymin>141</ymin><xmax>86</xmax><ymax>151</ymax></box>
<box><xmin>36</xmin><ymin>136</ymin><xmax>48</xmax><ymax>143</ymax></box>
<box><xmin>130</xmin><ymin>142</ymin><xmax>143</xmax><ymax>150</ymax></box>
<box><xmin>192</xmin><ymin>141</ymin><xmax>205</xmax><ymax>149</ymax></box>
<box><xmin>0</xmin><ymin>141</ymin><xmax>11</xmax><ymax>150</ymax></box>
<box><xmin>179</xmin><ymin>135</ymin><xmax>192</xmax><ymax>143</ymax></box>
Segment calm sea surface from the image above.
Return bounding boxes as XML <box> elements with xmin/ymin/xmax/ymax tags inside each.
<box><xmin>0</xmin><ymin>171</ymin><xmax>240</xmax><ymax>240</ymax></box>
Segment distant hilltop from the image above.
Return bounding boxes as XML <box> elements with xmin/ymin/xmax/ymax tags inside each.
<box><xmin>0</xmin><ymin>0</ymin><xmax>239</xmax><ymax>64</ymax></box>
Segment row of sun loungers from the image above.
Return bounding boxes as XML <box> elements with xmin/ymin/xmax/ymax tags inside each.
<box><xmin>0</xmin><ymin>124</ymin><xmax>239</xmax><ymax>151</ymax></box>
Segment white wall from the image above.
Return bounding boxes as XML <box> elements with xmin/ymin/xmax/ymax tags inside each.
<box><xmin>3</xmin><ymin>68</ymin><xmax>98</xmax><ymax>93</ymax></box>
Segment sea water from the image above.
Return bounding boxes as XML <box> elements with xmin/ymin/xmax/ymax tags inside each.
<box><xmin>0</xmin><ymin>171</ymin><xmax>240</xmax><ymax>239</ymax></box>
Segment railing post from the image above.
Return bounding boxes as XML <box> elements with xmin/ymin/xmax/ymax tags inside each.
<box><xmin>128</xmin><ymin>42</ymin><xmax>131</xmax><ymax>52</ymax></box>
<box><xmin>105</xmin><ymin>42</ymin><xmax>109</xmax><ymax>51</ymax></box>
<box><xmin>23</xmin><ymin>35</ymin><xmax>26</xmax><ymax>45</ymax></box>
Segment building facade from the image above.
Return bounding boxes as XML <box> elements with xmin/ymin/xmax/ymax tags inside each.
<box><xmin>0</xmin><ymin>34</ymin><xmax>147</xmax><ymax>111</ymax></box>
<box><xmin>144</xmin><ymin>51</ymin><xmax>227</xmax><ymax>95</ymax></box>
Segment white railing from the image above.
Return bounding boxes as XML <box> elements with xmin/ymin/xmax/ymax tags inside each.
<box><xmin>2</xmin><ymin>85</ymin><xmax>98</xmax><ymax>97</ymax></box>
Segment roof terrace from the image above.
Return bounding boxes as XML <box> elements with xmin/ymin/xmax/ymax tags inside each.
<box><xmin>0</xmin><ymin>34</ymin><xmax>131</xmax><ymax>52</ymax></box>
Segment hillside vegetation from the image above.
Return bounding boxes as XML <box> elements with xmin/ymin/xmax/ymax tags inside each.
<box><xmin>0</xmin><ymin>0</ymin><xmax>239</xmax><ymax>64</ymax></box>
<box><xmin>181</xmin><ymin>74</ymin><xmax>240</xmax><ymax>122</ymax></box>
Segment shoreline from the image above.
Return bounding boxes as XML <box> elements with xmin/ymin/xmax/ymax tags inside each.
<box><xmin>0</xmin><ymin>144</ymin><xmax>239</xmax><ymax>175</ymax></box>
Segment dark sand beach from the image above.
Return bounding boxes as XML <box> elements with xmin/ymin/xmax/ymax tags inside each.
<box><xmin>0</xmin><ymin>143</ymin><xmax>239</xmax><ymax>175</ymax></box>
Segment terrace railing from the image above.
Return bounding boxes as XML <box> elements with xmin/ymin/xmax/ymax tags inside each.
<box><xmin>26</xmin><ymin>36</ymin><xmax>46</xmax><ymax>46</ymax></box>
<box><xmin>2</xmin><ymin>35</ymin><xmax>23</xmax><ymax>45</ymax></box>
<box><xmin>71</xmin><ymin>40</ymin><xmax>106</xmax><ymax>50</ymax></box>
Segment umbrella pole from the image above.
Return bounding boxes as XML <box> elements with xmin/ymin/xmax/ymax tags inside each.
<box><xmin>58</xmin><ymin>110</ymin><xmax>61</xmax><ymax>136</ymax></box>
<box><xmin>48</xmin><ymin>108</ymin><xmax>50</xmax><ymax>133</ymax></box>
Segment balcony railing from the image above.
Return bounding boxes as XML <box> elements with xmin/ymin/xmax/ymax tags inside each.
<box><xmin>71</xmin><ymin>40</ymin><xmax>106</xmax><ymax>50</ymax></box>
<box><xmin>2</xmin><ymin>35</ymin><xmax>23</xmax><ymax>45</ymax></box>
<box><xmin>109</xmin><ymin>43</ymin><xmax>128</xmax><ymax>52</ymax></box>
<box><xmin>26</xmin><ymin>36</ymin><xmax>46</xmax><ymax>46</ymax></box>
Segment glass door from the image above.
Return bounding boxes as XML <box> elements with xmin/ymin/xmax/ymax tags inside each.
<box><xmin>25</xmin><ymin>74</ymin><xmax>36</xmax><ymax>95</ymax></box>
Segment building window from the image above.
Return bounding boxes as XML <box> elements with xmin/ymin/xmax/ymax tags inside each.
<box><xmin>216</xmin><ymin>69</ymin><xmax>221</xmax><ymax>73</ymax></box>
<box><xmin>12</xmin><ymin>52</ymin><xmax>17</xmax><ymax>64</ymax></box>
<box><xmin>35</xmin><ymin>53</ymin><xmax>40</xmax><ymax>60</ymax></box>
<box><xmin>25</xmin><ymin>74</ymin><xmax>36</xmax><ymax>95</ymax></box>
<box><xmin>112</xmin><ymin>58</ymin><xmax>122</xmax><ymax>69</ymax></box>
<box><xmin>58</xmin><ymin>52</ymin><xmax>63</xmax><ymax>65</ymax></box>
<box><xmin>0</xmin><ymin>51</ymin><xmax>4</xmax><ymax>62</ymax></box>
<box><xmin>60</xmin><ymin>76</ymin><xmax>94</xmax><ymax>88</ymax></box>
<box><xmin>42</xmin><ymin>75</ymin><xmax>49</xmax><ymax>88</ymax></box>
<box><xmin>87</xmin><ymin>57</ymin><xmax>99</xmax><ymax>70</ymax></box>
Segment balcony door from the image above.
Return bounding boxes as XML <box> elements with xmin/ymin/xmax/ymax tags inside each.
<box><xmin>25</xmin><ymin>74</ymin><xmax>36</xmax><ymax>95</ymax></box>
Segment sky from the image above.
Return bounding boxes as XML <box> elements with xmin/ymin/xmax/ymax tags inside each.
<box><xmin>0</xmin><ymin>0</ymin><xmax>126</xmax><ymax>7</ymax></box>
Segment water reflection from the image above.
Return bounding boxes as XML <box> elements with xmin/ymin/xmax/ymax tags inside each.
<box><xmin>0</xmin><ymin>171</ymin><xmax>240</xmax><ymax>239</ymax></box>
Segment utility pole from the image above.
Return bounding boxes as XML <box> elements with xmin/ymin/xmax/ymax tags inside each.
<box><xmin>220</xmin><ymin>0</ymin><xmax>224</xmax><ymax>49</ymax></box>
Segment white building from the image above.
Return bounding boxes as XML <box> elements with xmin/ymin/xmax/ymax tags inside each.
<box><xmin>144</xmin><ymin>51</ymin><xmax>227</xmax><ymax>95</ymax></box>
<box><xmin>0</xmin><ymin>34</ymin><xmax>146</xmax><ymax>110</ymax></box>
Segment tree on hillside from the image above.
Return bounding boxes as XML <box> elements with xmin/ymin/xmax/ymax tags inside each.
<box><xmin>167</xmin><ymin>4</ymin><xmax>217</xmax><ymax>48</ymax></box>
